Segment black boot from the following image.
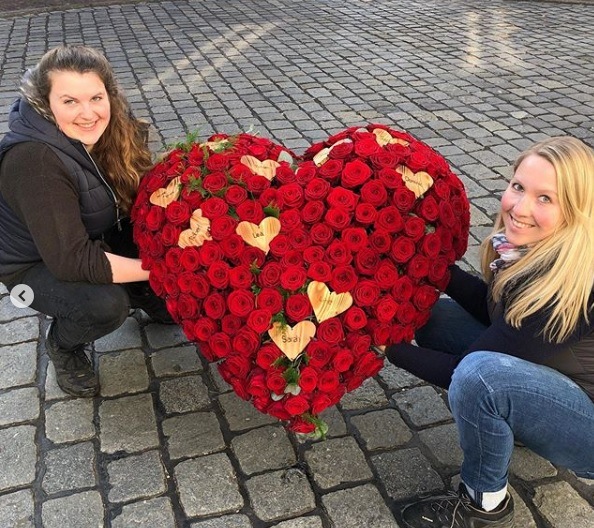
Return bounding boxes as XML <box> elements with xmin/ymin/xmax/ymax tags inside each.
<box><xmin>46</xmin><ymin>326</ymin><xmax>99</xmax><ymax>398</ymax></box>
<box><xmin>401</xmin><ymin>484</ymin><xmax>514</xmax><ymax>528</ymax></box>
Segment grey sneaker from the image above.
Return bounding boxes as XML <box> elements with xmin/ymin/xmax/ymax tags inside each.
<box><xmin>401</xmin><ymin>484</ymin><xmax>514</xmax><ymax>528</ymax></box>
<box><xmin>46</xmin><ymin>326</ymin><xmax>99</xmax><ymax>397</ymax></box>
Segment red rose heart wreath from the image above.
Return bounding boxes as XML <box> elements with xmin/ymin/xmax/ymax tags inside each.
<box><xmin>131</xmin><ymin>124</ymin><xmax>470</xmax><ymax>436</ymax></box>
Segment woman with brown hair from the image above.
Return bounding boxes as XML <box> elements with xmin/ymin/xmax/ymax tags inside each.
<box><xmin>0</xmin><ymin>45</ymin><xmax>172</xmax><ymax>397</ymax></box>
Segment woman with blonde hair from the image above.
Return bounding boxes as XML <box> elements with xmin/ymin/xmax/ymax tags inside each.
<box><xmin>387</xmin><ymin>136</ymin><xmax>594</xmax><ymax>528</ymax></box>
<box><xmin>0</xmin><ymin>45</ymin><xmax>172</xmax><ymax>398</ymax></box>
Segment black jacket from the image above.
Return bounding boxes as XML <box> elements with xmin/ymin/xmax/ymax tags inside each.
<box><xmin>0</xmin><ymin>98</ymin><xmax>116</xmax><ymax>285</ymax></box>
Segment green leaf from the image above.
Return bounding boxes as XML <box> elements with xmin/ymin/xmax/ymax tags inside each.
<box><xmin>263</xmin><ymin>204</ymin><xmax>280</xmax><ymax>218</ymax></box>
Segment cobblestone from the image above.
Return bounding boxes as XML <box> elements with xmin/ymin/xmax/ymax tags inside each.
<box><xmin>1</xmin><ymin>0</ymin><xmax>593</xmax><ymax>526</ymax></box>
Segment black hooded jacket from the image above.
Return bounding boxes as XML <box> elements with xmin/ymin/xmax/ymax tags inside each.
<box><xmin>0</xmin><ymin>98</ymin><xmax>116</xmax><ymax>285</ymax></box>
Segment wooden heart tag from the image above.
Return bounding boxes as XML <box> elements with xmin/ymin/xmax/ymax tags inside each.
<box><xmin>236</xmin><ymin>217</ymin><xmax>281</xmax><ymax>254</ymax></box>
<box><xmin>268</xmin><ymin>321</ymin><xmax>316</xmax><ymax>360</ymax></box>
<box><xmin>150</xmin><ymin>177</ymin><xmax>181</xmax><ymax>208</ymax></box>
<box><xmin>178</xmin><ymin>209</ymin><xmax>213</xmax><ymax>248</ymax></box>
<box><xmin>372</xmin><ymin>128</ymin><xmax>410</xmax><ymax>147</ymax></box>
<box><xmin>240</xmin><ymin>155</ymin><xmax>280</xmax><ymax>180</ymax></box>
<box><xmin>307</xmin><ymin>281</ymin><xmax>353</xmax><ymax>323</ymax></box>
<box><xmin>398</xmin><ymin>166</ymin><xmax>434</xmax><ymax>198</ymax></box>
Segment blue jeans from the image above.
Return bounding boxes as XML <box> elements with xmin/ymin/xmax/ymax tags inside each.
<box><xmin>417</xmin><ymin>298</ymin><xmax>594</xmax><ymax>491</ymax></box>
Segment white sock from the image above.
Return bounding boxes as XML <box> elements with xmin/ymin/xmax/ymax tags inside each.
<box><xmin>463</xmin><ymin>482</ymin><xmax>508</xmax><ymax>512</ymax></box>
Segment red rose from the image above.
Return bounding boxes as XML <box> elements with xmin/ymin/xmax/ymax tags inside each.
<box><xmin>341</xmin><ymin>159</ymin><xmax>373</xmax><ymax>188</ymax></box>
<box><xmin>308</xmin><ymin>261</ymin><xmax>333</xmax><ymax>282</ymax></box>
<box><xmin>165</xmin><ymin>298</ymin><xmax>178</xmax><ymax>321</ymax></box>
<box><xmin>311</xmin><ymin>393</ymin><xmax>333</xmax><ymax>414</ymax></box>
<box><xmin>396</xmin><ymin>301</ymin><xmax>417</xmax><ymax>325</ymax></box>
<box><xmin>374</xmin><ymin>296</ymin><xmax>398</xmax><ymax>323</ymax></box>
<box><xmin>285</xmin><ymin>294</ymin><xmax>313</xmax><ymax>322</ymax></box>
<box><xmin>227</xmin><ymin>289</ymin><xmax>256</xmax><ymax>317</ymax></box>
<box><xmin>284</xmin><ymin>395</ymin><xmax>310</xmax><ymax>416</ymax></box>
<box><xmin>361</xmin><ymin>180</ymin><xmax>388</xmax><ymax>207</ymax></box>
<box><xmin>210</xmin><ymin>216</ymin><xmax>237</xmax><ymax>240</ymax></box>
<box><xmin>413</xmin><ymin>284</ymin><xmax>440</xmax><ymax>311</ymax></box>
<box><xmin>318</xmin><ymin>370</ymin><xmax>340</xmax><ymax>393</ymax></box>
<box><xmin>326</xmin><ymin>187</ymin><xmax>359</xmax><ymax>212</ymax></box>
<box><xmin>247</xmin><ymin>372</ymin><xmax>269</xmax><ymax>398</ymax></box>
<box><xmin>246</xmin><ymin>175</ymin><xmax>271</xmax><ymax>194</ymax></box>
<box><xmin>370</xmin><ymin>151</ymin><xmax>398</xmax><ymax>170</ymax></box>
<box><xmin>202</xmin><ymin>172</ymin><xmax>228</xmax><ymax>194</ymax></box>
<box><xmin>210</xmin><ymin>332</ymin><xmax>232</xmax><ymax>359</ymax></box>
<box><xmin>239</xmin><ymin>247</ymin><xmax>265</xmax><ymax>268</ymax></box>
<box><xmin>438</xmin><ymin>201</ymin><xmax>456</xmax><ymax>228</ymax></box>
<box><xmin>316</xmin><ymin>318</ymin><xmax>345</xmax><ymax>344</ymax></box>
<box><xmin>303</xmin><ymin>246</ymin><xmax>325</xmax><ymax>264</ymax></box>
<box><xmin>232</xmin><ymin>327</ymin><xmax>261</xmax><ymax>356</ymax></box>
<box><xmin>205</xmin><ymin>152</ymin><xmax>231</xmax><ymax>171</ymax></box>
<box><xmin>333</xmin><ymin>349</ymin><xmax>354</xmax><ymax>372</ymax></box>
<box><xmin>190</xmin><ymin>274</ymin><xmax>210</xmax><ymax>299</ymax></box>
<box><xmin>225</xmin><ymin>185</ymin><xmax>248</xmax><ymax>206</ymax></box>
<box><xmin>354</xmin><ymin>247</ymin><xmax>380</xmax><ymax>276</ymax></box>
<box><xmin>163</xmin><ymin>274</ymin><xmax>180</xmax><ymax>297</ymax></box>
<box><xmin>417</xmin><ymin>195</ymin><xmax>439</xmax><ymax>221</ymax></box>
<box><xmin>267</xmin><ymin>401</ymin><xmax>291</xmax><ymax>420</ymax></box>
<box><xmin>377</xmin><ymin>167</ymin><xmax>404</xmax><ymax>189</ymax></box>
<box><xmin>355</xmin><ymin>203</ymin><xmax>378</xmax><ymax>225</ymax></box>
<box><xmin>161</xmin><ymin>224</ymin><xmax>181</xmax><ymax>247</ymax></box>
<box><xmin>236</xmin><ymin>201</ymin><xmax>264</xmax><ymax>223</ymax></box>
<box><xmin>269</xmin><ymin>234</ymin><xmax>291</xmax><ymax>257</ymax></box>
<box><xmin>408</xmin><ymin>254</ymin><xmax>431</xmax><ymax>280</ymax></box>
<box><xmin>165</xmin><ymin>201</ymin><xmax>191</xmax><ymax>226</ymax></box>
<box><xmin>393</xmin><ymin>186</ymin><xmax>416</xmax><ymax>213</ymax></box>
<box><xmin>298</xmin><ymin>366</ymin><xmax>318</xmax><ymax>392</ymax></box>
<box><xmin>177</xmin><ymin>271</ymin><xmax>196</xmax><ymax>293</ymax></box>
<box><xmin>318</xmin><ymin>159</ymin><xmax>343</xmax><ymax>181</ymax></box>
<box><xmin>247</xmin><ymin>309</ymin><xmax>273</xmax><ymax>333</ymax></box>
<box><xmin>181</xmin><ymin>187</ymin><xmax>204</xmax><ymax>210</ymax></box>
<box><xmin>193</xmin><ymin>317</ymin><xmax>218</xmax><ymax>341</ymax></box>
<box><xmin>348</xmin><ymin>333</ymin><xmax>372</xmax><ymax>355</ymax></box>
<box><xmin>305</xmin><ymin>178</ymin><xmax>331</xmax><ymax>200</ymax></box>
<box><xmin>354</xmin><ymin>351</ymin><xmax>384</xmax><ymax>378</ymax></box>
<box><xmin>180</xmin><ymin>247</ymin><xmax>201</xmax><ymax>271</ymax></box>
<box><xmin>145</xmin><ymin>206</ymin><xmax>165</xmax><ymax>231</ymax></box>
<box><xmin>220</xmin><ymin>234</ymin><xmax>244</xmax><ymax>260</ymax></box>
<box><xmin>352</xmin><ymin>280</ymin><xmax>381</xmax><ymax>306</ymax></box>
<box><xmin>222</xmin><ymin>353</ymin><xmax>252</xmax><ymax>378</ymax></box>
<box><xmin>433</xmin><ymin>180</ymin><xmax>452</xmax><ymax>200</ymax></box>
<box><xmin>391</xmin><ymin>275</ymin><xmax>415</xmax><ymax>302</ymax></box>
<box><xmin>306</xmin><ymin>342</ymin><xmax>333</xmax><ymax>368</ymax></box>
<box><xmin>279</xmin><ymin>183</ymin><xmax>304</xmax><ymax>208</ymax></box>
<box><xmin>288</xmin><ymin>228</ymin><xmax>311</xmax><ymax>250</ymax></box>
<box><xmin>374</xmin><ymin>206</ymin><xmax>404</xmax><ymax>233</ymax></box>
<box><xmin>428</xmin><ymin>257</ymin><xmax>450</xmax><ymax>286</ymax></box>
<box><xmin>328</xmin><ymin>139</ymin><xmax>353</xmax><ymax>159</ymax></box>
<box><xmin>310</xmin><ymin>223</ymin><xmax>334</xmax><ymax>246</ymax></box>
<box><xmin>329</xmin><ymin>265</ymin><xmax>358</xmax><ymax>293</ymax></box>
<box><xmin>256</xmin><ymin>344</ymin><xmax>283</xmax><ymax>370</ymax></box>
<box><xmin>229</xmin><ymin>163</ymin><xmax>253</xmax><ymax>183</ymax></box>
<box><xmin>343</xmin><ymin>306</ymin><xmax>368</xmax><ymax>331</ymax></box>
<box><xmin>421</xmin><ymin>232</ymin><xmax>442</xmax><ymax>259</ymax></box>
<box><xmin>295</xmin><ymin>162</ymin><xmax>316</xmax><ymax>184</ymax></box>
<box><xmin>281</xmin><ymin>250</ymin><xmax>304</xmax><ymax>268</ymax></box>
<box><xmin>291</xmin><ymin>418</ymin><xmax>316</xmax><ymax>434</ymax></box>
<box><xmin>435</xmin><ymin>226</ymin><xmax>454</xmax><ymax>252</ymax></box>
<box><xmin>259</xmin><ymin>262</ymin><xmax>283</xmax><ymax>288</ymax></box>
<box><xmin>325</xmin><ymin>240</ymin><xmax>352</xmax><ymax>266</ymax></box>
<box><xmin>342</xmin><ymin>227</ymin><xmax>368</xmax><ymax>252</ymax></box>
<box><xmin>276</xmin><ymin>164</ymin><xmax>297</xmax><ymax>184</ymax></box>
<box><xmin>279</xmin><ymin>209</ymin><xmax>302</xmax><ymax>232</ymax></box>
<box><xmin>259</xmin><ymin>188</ymin><xmax>283</xmax><ymax>209</ymax></box>
<box><xmin>407</xmin><ymin>148</ymin><xmax>431</xmax><ymax>171</ymax></box>
<box><xmin>374</xmin><ymin>261</ymin><xmax>399</xmax><ymax>288</ymax></box>
<box><xmin>203</xmin><ymin>293</ymin><xmax>227</xmax><ymax>319</ymax></box>
<box><xmin>390</xmin><ymin>237</ymin><xmax>416</xmax><ymax>264</ymax></box>
<box><xmin>280</xmin><ymin>266</ymin><xmax>307</xmax><ymax>291</ymax></box>
<box><xmin>301</xmin><ymin>201</ymin><xmax>325</xmax><ymax>224</ymax></box>
<box><xmin>200</xmin><ymin>197</ymin><xmax>229</xmax><ymax>219</ymax></box>
<box><xmin>354</xmin><ymin>137</ymin><xmax>382</xmax><ymax>157</ymax></box>
<box><xmin>165</xmin><ymin>247</ymin><xmax>183</xmax><ymax>273</ymax></box>
<box><xmin>221</xmin><ymin>314</ymin><xmax>243</xmax><ymax>336</ymax></box>
<box><xmin>229</xmin><ymin>265</ymin><xmax>254</xmax><ymax>289</ymax></box>
<box><xmin>206</xmin><ymin>261</ymin><xmax>230</xmax><ymax>289</ymax></box>
<box><xmin>257</xmin><ymin>288</ymin><xmax>284</xmax><ymax>314</ymax></box>
<box><xmin>324</xmin><ymin>208</ymin><xmax>351</xmax><ymax>231</ymax></box>
<box><xmin>266</xmin><ymin>369</ymin><xmax>287</xmax><ymax>394</ymax></box>
<box><xmin>177</xmin><ymin>293</ymin><xmax>199</xmax><ymax>319</ymax></box>
<box><xmin>404</xmin><ymin>216</ymin><xmax>426</xmax><ymax>241</ymax></box>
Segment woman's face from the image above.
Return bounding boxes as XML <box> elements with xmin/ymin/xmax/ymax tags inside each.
<box><xmin>48</xmin><ymin>70</ymin><xmax>110</xmax><ymax>151</ymax></box>
<box><xmin>500</xmin><ymin>154</ymin><xmax>563</xmax><ymax>246</ymax></box>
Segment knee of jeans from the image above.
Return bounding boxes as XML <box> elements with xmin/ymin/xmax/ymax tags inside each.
<box><xmin>78</xmin><ymin>286</ymin><xmax>130</xmax><ymax>329</ymax></box>
<box><xmin>448</xmin><ymin>352</ymin><xmax>500</xmax><ymax>414</ymax></box>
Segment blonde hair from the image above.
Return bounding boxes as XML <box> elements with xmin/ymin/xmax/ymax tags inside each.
<box><xmin>480</xmin><ymin>137</ymin><xmax>594</xmax><ymax>343</ymax></box>
<box><xmin>20</xmin><ymin>45</ymin><xmax>152</xmax><ymax>214</ymax></box>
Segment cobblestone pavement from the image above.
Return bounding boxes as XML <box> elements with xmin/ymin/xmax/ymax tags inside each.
<box><xmin>1</xmin><ymin>0</ymin><xmax>594</xmax><ymax>527</ymax></box>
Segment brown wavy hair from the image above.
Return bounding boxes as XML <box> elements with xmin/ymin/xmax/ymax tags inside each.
<box><xmin>20</xmin><ymin>45</ymin><xmax>152</xmax><ymax>214</ymax></box>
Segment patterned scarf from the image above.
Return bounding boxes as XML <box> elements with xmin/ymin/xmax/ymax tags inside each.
<box><xmin>489</xmin><ymin>233</ymin><xmax>530</xmax><ymax>273</ymax></box>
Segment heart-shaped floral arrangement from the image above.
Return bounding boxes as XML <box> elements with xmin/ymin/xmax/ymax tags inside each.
<box><xmin>132</xmin><ymin>124</ymin><xmax>470</xmax><ymax>436</ymax></box>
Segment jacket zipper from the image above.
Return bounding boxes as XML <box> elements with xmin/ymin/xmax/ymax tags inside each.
<box><xmin>82</xmin><ymin>144</ymin><xmax>122</xmax><ymax>231</ymax></box>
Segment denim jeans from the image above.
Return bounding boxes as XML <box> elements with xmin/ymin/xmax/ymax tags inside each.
<box><xmin>417</xmin><ymin>298</ymin><xmax>594</xmax><ymax>491</ymax></box>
